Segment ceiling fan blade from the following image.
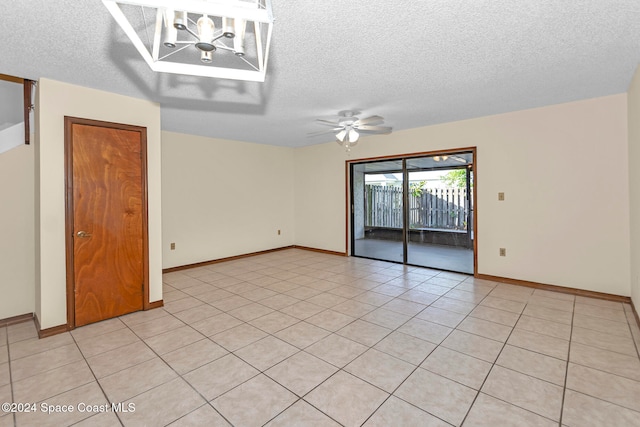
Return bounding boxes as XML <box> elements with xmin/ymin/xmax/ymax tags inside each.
<box><xmin>357</xmin><ymin>125</ymin><xmax>392</xmax><ymax>134</ymax></box>
<box><xmin>307</xmin><ymin>128</ymin><xmax>341</xmax><ymax>137</ymax></box>
<box><xmin>355</xmin><ymin>115</ymin><xmax>384</xmax><ymax>126</ymax></box>
<box><xmin>315</xmin><ymin>119</ymin><xmax>341</xmax><ymax>127</ymax></box>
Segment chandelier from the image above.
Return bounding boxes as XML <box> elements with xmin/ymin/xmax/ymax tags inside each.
<box><xmin>102</xmin><ymin>0</ymin><xmax>274</xmax><ymax>82</ymax></box>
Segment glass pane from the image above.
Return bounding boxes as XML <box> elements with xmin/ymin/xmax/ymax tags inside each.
<box><xmin>352</xmin><ymin>160</ymin><xmax>404</xmax><ymax>263</ymax></box>
<box><xmin>406</xmin><ymin>154</ymin><xmax>474</xmax><ymax>273</ymax></box>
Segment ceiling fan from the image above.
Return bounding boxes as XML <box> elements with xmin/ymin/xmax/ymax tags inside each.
<box><xmin>308</xmin><ymin>110</ymin><xmax>392</xmax><ymax>151</ymax></box>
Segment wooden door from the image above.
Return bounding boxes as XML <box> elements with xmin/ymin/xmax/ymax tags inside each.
<box><xmin>65</xmin><ymin>117</ymin><xmax>148</xmax><ymax>328</ymax></box>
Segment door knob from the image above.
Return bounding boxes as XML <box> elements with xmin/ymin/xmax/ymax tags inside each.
<box><xmin>76</xmin><ymin>231</ymin><xmax>92</xmax><ymax>238</ymax></box>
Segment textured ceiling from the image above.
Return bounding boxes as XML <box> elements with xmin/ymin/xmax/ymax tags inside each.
<box><xmin>2</xmin><ymin>1</ymin><xmax>639</xmax><ymax>147</ymax></box>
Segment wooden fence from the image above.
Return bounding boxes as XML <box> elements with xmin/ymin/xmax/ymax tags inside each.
<box><xmin>365</xmin><ymin>185</ymin><xmax>471</xmax><ymax>230</ymax></box>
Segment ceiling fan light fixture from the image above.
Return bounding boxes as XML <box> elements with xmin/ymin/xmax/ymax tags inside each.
<box><xmin>309</xmin><ymin>110</ymin><xmax>392</xmax><ymax>152</ymax></box>
<box><xmin>335</xmin><ymin>127</ymin><xmax>359</xmax><ymax>152</ymax></box>
<box><xmin>348</xmin><ymin>129</ymin><xmax>359</xmax><ymax>143</ymax></box>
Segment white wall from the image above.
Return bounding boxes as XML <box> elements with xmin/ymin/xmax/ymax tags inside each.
<box><xmin>0</xmin><ymin>71</ymin><xmax>32</xmax><ymax>321</ymax></box>
<box><xmin>0</xmin><ymin>81</ymin><xmax>629</xmax><ymax>328</ymax></box>
<box><xmin>294</xmin><ymin>95</ymin><xmax>631</xmax><ymax>296</ymax></box>
<box><xmin>162</xmin><ymin>131</ymin><xmax>295</xmax><ymax>269</ymax></box>
<box><xmin>35</xmin><ymin>79</ymin><xmax>162</xmax><ymax>329</ymax></box>
<box><xmin>0</xmin><ymin>144</ymin><xmax>35</xmax><ymax>319</ymax></box>
<box><xmin>628</xmin><ymin>65</ymin><xmax>640</xmax><ymax>307</ymax></box>
<box><xmin>293</xmin><ymin>143</ymin><xmax>349</xmax><ymax>254</ymax></box>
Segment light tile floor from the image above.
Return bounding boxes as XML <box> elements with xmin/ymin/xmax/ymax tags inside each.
<box><xmin>1</xmin><ymin>249</ymin><xmax>640</xmax><ymax>426</ymax></box>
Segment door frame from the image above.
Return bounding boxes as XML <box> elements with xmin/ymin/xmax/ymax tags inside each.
<box><xmin>64</xmin><ymin>116</ymin><xmax>151</xmax><ymax>330</ymax></box>
<box><xmin>346</xmin><ymin>147</ymin><xmax>478</xmax><ymax>276</ymax></box>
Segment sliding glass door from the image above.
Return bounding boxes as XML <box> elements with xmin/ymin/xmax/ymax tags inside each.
<box><xmin>351</xmin><ymin>151</ymin><xmax>474</xmax><ymax>274</ymax></box>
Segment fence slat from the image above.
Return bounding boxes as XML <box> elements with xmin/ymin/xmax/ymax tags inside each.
<box><xmin>364</xmin><ymin>184</ymin><xmax>470</xmax><ymax>230</ymax></box>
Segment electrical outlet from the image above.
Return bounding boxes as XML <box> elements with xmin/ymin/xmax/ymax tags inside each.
<box><xmin>170</xmin><ymin>242</ymin><xmax>175</xmax><ymax>250</ymax></box>
<box><xmin>278</xmin><ymin>229</ymin><xmax>281</xmax><ymax>235</ymax></box>
<box><xmin>498</xmin><ymin>192</ymin><xmax>505</xmax><ymax>201</ymax></box>
<box><xmin>499</xmin><ymin>248</ymin><xmax>506</xmax><ymax>257</ymax></box>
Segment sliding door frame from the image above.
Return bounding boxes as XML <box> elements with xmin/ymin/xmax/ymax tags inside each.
<box><xmin>402</xmin><ymin>158</ymin><xmax>409</xmax><ymax>265</ymax></box>
<box><xmin>346</xmin><ymin>147</ymin><xmax>478</xmax><ymax>276</ymax></box>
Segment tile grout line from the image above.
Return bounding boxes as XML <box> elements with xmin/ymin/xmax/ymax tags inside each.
<box><xmin>289</xmin><ymin>273</ymin><xmax>511</xmax><ymax>425</ymax></box>
<box><xmin>392</xmin><ymin>274</ymin><xmax>520</xmax><ymax>420</ymax></box>
<box><xmin>14</xmin><ymin>313</ymin><xmax>253</xmax><ymax>425</ymax></box>
<box><xmin>457</xmin><ymin>289</ymin><xmax>568</xmax><ymax>426</ymax></box>
<box><xmin>78</xmin><ymin>310</ymin><xmax>233</xmax><ymax>425</ymax></box>
<box><xmin>236</xmin><ymin>269</ymin><xmax>462</xmax><ymax>426</ymax></box>
<box><xmin>302</xmin><ymin>260</ymin><xmax>640</xmax><ymax>419</ymax></box>
<box><xmin>69</xmin><ymin>332</ymin><xmax>125</xmax><ymax>427</ymax></box>
<box><xmin>7</xmin><ymin>324</ymin><xmax>104</xmax><ymax>426</ymax></box>
<box><xmin>300</xmin><ymin>271</ymin><xmax>463</xmax><ymax>427</ymax></box>
<box><xmin>558</xmin><ymin>294</ymin><xmax>576</xmax><ymax>427</ymax></box>
<box><xmin>3</xmin><ymin>325</ymin><xmax>17</xmax><ymax>427</ymax></box>
<box><xmin>122</xmin><ymin>308</ymin><xmax>238</xmax><ymax>426</ymax></box>
<box><xmin>261</xmin><ymin>369</ymin><xmax>345</xmax><ymax>427</ymax></box>
<box><xmin>623</xmin><ymin>304</ymin><xmax>640</xmax><ymax>361</ymax></box>
<box><xmin>456</xmin><ymin>288</ymin><xmax>521</xmax><ymax>426</ymax></box>
<box><xmin>211</xmin><ymin>256</ymin><xmax>510</xmax><ymax>422</ymax></box>
<box><xmin>58</xmin><ymin>258</ymin><xmax>282</xmax><ymax>423</ymax></box>
<box><xmin>167</xmin><ymin>258</ymin><xmax>363</xmax><ymax>402</ymax></box>
<box><xmin>344</xmin><ymin>274</ymin><xmax>462</xmax><ymax>425</ymax></box>
<box><xmin>358</xmin><ymin>273</ymin><xmax>491</xmax><ymax>426</ymax></box>
<box><xmin>184</xmin><ymin>256</ymin><xmax>354</xmax><ymax>426</ymax></box>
